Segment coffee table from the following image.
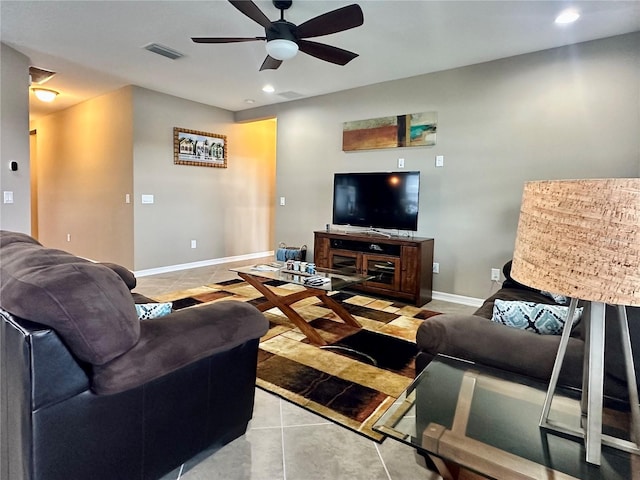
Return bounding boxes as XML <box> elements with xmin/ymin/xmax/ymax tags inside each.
<box><xmin>373</xmin><ymin>355</ymin><xmax>637</xmax><ymax>480</ymax></box>
<box><xmin>230</xmin><ymin>264</ymin><xmax>370</xmax><ymax>346</ymax></box>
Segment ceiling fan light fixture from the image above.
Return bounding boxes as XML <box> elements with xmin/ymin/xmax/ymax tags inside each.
<box><xmin>265</xmin><ymin>39</ymin><xmax>298</xmax><ymax>61</ymax></box>
<box><xmin>32</xmin><ymin>88</ymin><xmax>59</xmax><ymax>102</ymax></box>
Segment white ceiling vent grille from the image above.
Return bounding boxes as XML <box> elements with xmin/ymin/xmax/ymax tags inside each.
<box><xmin>29</xmin><ymin>66</ymin><xmax>56</xmax><ymax>85</ymax></box>
<box><xmin>143</xmin><ymin>43</ymin><xmax>184</xmax><ymax>60</ymax></box>
<box><xmin>277</xmin><ymin>91</ymin><xmax>304</xmax><ymax>100</ymax></box>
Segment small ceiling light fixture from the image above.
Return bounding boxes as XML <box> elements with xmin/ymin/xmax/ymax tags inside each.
<box><xmin>262</xmin><ymin>85</ymin><xmax>275</xmax><ymax>93</ymax></box>
<box><xmin>244</xmin><ymin>99</ymin><xmax>256</xmax><ymax>104</ymax></box>
<box><xmin>555</xmin><ymin>9</ymin><xmax>580</xmax><ymax>24</ymax></box>
<box><xmin>32</xmin><ymin>88</ymin><xmax>59</xmax><ymax>102</ymax></box>
<box><xmin>265</xmin><ymin>39</ymin><xmax>299</xmax><ymax>61</ymax></box>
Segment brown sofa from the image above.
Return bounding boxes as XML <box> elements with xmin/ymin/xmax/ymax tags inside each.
<box><xmin>0</xmin><ymin>231</ymin><xmax>269</xmax><ymax>480</ymax></box>
<box><xmin>416</xmin><ymin>261</ymin><xmax>640</xmax><ymax>406</ymax></box>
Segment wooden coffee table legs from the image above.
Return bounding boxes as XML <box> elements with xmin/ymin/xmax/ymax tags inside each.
<box><xmin>237</xmin><ymin>272</ymin><xmax>361</xmax><ymax>346</ymax></box>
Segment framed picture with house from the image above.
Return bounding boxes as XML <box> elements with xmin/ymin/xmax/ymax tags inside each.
<box><xmin>174</xmin><ymin>127</ymin><xmax>227</xmax><ymax>168</ymax></box>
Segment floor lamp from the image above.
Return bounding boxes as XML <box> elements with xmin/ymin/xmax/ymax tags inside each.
<box><xmin>510</xmin><ymin>178</ymin><xmax>640</xmax><ymax>465</ymax></box>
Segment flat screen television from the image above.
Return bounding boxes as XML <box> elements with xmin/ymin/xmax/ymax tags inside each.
<box><xmin>332</xmin><ymin>171</ymin><xmax>420</xmax><ymax>231</ymax></box>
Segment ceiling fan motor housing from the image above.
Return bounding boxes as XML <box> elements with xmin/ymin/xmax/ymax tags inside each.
<box><xmin>273</xmin><ymin>0</ymin><xmax>293</xmax><ymax>11</ymax></box>
<box><xmin>266</xmin><ymin>21</ymin><xmax>298</xmax><ymax>42</ymax></box>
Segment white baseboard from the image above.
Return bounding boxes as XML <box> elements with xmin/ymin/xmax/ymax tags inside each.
<box><xmin>134</xmin><ymin>250</ymin><xmax>274</xmax><ymax>277</ymax></box>
<box><xmin>432</xmin><ymin>290</ymin><xmax>484</xmax><ymax>308</ymax></box>
<box><xmin>135</xmin><ymin>256</ymin><xmax>484</xmax><ymax>309</ymax></box>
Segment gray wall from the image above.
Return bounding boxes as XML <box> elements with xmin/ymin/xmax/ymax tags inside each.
<box><xmin>237</xmin><ymin>33</ymin><xmax>640</xmax><ymax>300</ymax></box>
<box><xmin>132</xmin><ymin>87</ymin><xmax>276</xmax><ymax>271</ymax></box>
<box><xmin>0</xmin><ymin>43</ymin><xmax>31</xmax><ymax>233</ymax></box>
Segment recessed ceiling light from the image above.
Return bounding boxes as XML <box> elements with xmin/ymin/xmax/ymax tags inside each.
<box><xmin>244</xmin><ymin>99</ymin><xmax>256</xmax><ymax>104</ymax></box>
<box><xmin>555</xmin><ymin>9</ymin><xmax>580</xmax><ymax>24</ymax></box>
<box><xmin>262</xmin><ymin>85</ymin><xmax>275</xmax><ymax>93</ymax></box>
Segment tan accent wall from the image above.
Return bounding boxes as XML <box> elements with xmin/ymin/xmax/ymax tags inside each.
<box><xmin>33</xmin><ymin>87</ymin><xmax>134</xmax><ymax>267</ymax></box>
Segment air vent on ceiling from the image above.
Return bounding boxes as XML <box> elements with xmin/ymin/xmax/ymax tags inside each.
<box><xmin>29</xmin><ymin>66</ymin><xmax>56</xmax><ymax>85</ymax></box>
<box><xmin>277</xmin><ymin>91</ymin><xmax>304</xmax><ymax>100</ymax></box>
<box><xmin>143</xmin><ymin>43</ymin><xmax>184</xmax><ymax>60</ymax></box>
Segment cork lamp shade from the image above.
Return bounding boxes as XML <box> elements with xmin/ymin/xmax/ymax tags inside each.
<box><xmin>510</xmin><ymin>178</ymin><xmax>640</xmax><ymax>465</ymax></box>
<box><xmin>511</xmin><ymin>178</ymin><xmax>640</xmax><ymax>306</ymax></box>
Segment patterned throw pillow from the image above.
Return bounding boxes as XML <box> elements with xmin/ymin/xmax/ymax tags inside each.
<box><xmin>491</xmin><ymin>299</ymin><xmax>582</xmax><ymax>335</ymax></box>
<box><xmin>540</xmin><ymin>291</ymin><xmax>569</xmax><ymax>305</ymax></box>
<box><xmin>135</xmin><ymin>302</ymin><xmax>173</xmax><ymax>320</ymax></box>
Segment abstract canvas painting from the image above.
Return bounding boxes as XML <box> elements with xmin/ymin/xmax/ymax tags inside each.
<box><xmin>342</xmin><ymin>111</ymin><xmax>437</xmax><ymax>151</ymax></box>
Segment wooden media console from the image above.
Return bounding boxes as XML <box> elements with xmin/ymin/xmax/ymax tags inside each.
<box><xmin>314</xmin><ymin>230</ymin><xmax>434</xmax><ymax>306</ymax></box>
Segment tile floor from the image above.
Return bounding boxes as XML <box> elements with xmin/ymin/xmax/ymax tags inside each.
<box><xmin>135</xmin><ymin>257</ymin><xmax>477</xmax><ymax>480</ymax></box>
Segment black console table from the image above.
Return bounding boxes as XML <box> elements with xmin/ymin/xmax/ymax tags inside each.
<box><xmin>313</xmin><ymin>231</ymin><xmax>434</xmax><ymax>306</ymax></box>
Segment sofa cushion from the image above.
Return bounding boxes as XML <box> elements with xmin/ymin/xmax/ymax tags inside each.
<box><xmin>100</xmin><ymin>262</ymin><xmax>137</xmax><ymax>290</ymax></box>
<box><xmin>491</xmin><ymin>299</ymin><xmax>583</xmax><ymax>335</ymax></box>
<box><xmin>92</xmin><ymin>301</ymin><xmax>269</xmax><ymax>394</ymax></box>
<box><xmin>415</xmin><ymin>313</ymin><xmax>585</xmax><ymax>385</ymax></box>
<box><xmin>0</xmin><ymin>230</ymin><xmax>42</xmax><ymax>247</ymax></box>
<box><xmin>0</xmin><ymin>240</ymin><xmax>140</xmax><ymax>365</ymax></box>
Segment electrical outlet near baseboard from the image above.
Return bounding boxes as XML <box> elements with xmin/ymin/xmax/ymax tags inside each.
<box><xmin>491</xmin><ymin>268</ymin><xmax>501</xmax><ymax>281</ymax></box>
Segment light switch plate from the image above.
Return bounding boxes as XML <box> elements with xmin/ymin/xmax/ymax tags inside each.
<box><xmin>3</xmin><ymin>191</ymin><xmax>14</xmax><ymax>204</ymax></box>
<box><xmin>141</xmin><ymin>194</ymin><xmax>154</xmax><ymax>204</ymax></box>
<box><xmin>435</xmin><ymin>155</ymin><xmax>444</xmax><ymax>167</ymax></box>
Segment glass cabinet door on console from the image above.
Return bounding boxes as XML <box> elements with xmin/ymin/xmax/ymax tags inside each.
<box><xmin>362</xmin><ymin>254</ymin><xmax>400</xmax><ymax>291</ymax></box>
<box><xmin>329</xmin><ymin>251</ymin><xmax>359</xmax><ymax>275</ymax></box>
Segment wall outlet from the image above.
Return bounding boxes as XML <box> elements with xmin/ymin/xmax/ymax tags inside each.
<box><xmin>491</xmin><ymin>268</ymin><xmax>501</xmax><ymax>281</ymax></box>
<box><xmin>433</xmin><ymin>262</ymin><xmax>440</xmax><ymax>274</ymax></box>
<box><xmin>191</xmin><ymin>239</ymin><xmax>197</xmax><ymax>249</ymax></box>
<box><xmin>67</xmin><ymin>233</ymin><xmax>71</xmax><ymax>242</ymax></box>
<box><xmin>398</xmin><ymin>157</ymin><xmax>405</xmax><ymax>168</ymax></box>
<box><xmin>279</xmin><ymin>196</ymin><xmax>286</xmax><ymax>206</ymax></box>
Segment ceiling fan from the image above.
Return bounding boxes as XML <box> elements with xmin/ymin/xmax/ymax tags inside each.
<box><xmin>192</xmin><ymin>0</ymin><xmax>364</xmax><ymax>71</ymax></box>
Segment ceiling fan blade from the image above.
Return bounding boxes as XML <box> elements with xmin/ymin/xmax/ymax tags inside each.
<box><xmin>259</xmin><ymin>55</ymin><xmax>283</xmax><ymax>71</ymax></box>
<box><xmin>298</xmin><ymin>40</ymin><xmax>358</xmax><ymax>66</ymax></box>
<box><xmin>229</xmin><ymin>0</ymin><xmax>272</xmax><ymax>29</ymax></box>
<box><xmin>296</xmin><ymin>4</ymin><xmax>364</xmax><ymax>39</ymax></box>
<box><xmin>192</xmin><ymin>36</ymin><xmax>265</xmax><ymax>43</ymax></box>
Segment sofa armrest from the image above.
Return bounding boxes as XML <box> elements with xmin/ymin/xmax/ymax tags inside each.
<box><xmin>416</xmin><ymin>314</ymin><xmax>584</xmax><ymax>387</ymax></box>
<box><xmin>92</xmin><ymin>301</ymin><xmax>269</xmax><ymax>395</ymax></box>
<box><xmin>1</xmin><ymin>310</ymin><xmax>91</xmax><ymax>410</ymax></box>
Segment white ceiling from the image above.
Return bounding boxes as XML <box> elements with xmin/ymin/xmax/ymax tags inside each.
<box><xmin>2</xmin><ymin>1</ymin><xmax>639</xmax><ymax>121</ymax></box>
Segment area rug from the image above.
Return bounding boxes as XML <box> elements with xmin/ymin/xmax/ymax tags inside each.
<box><xmin>152</xmin><ymin>278</ymin><xmax>441</xmax><ymax>442</ymax></box>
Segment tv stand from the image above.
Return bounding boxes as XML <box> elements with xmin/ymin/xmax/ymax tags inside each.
<box><xmin>314</xmin><ymin>231</ymin><xmax>434</xmax><ymax>306</ymax></box>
